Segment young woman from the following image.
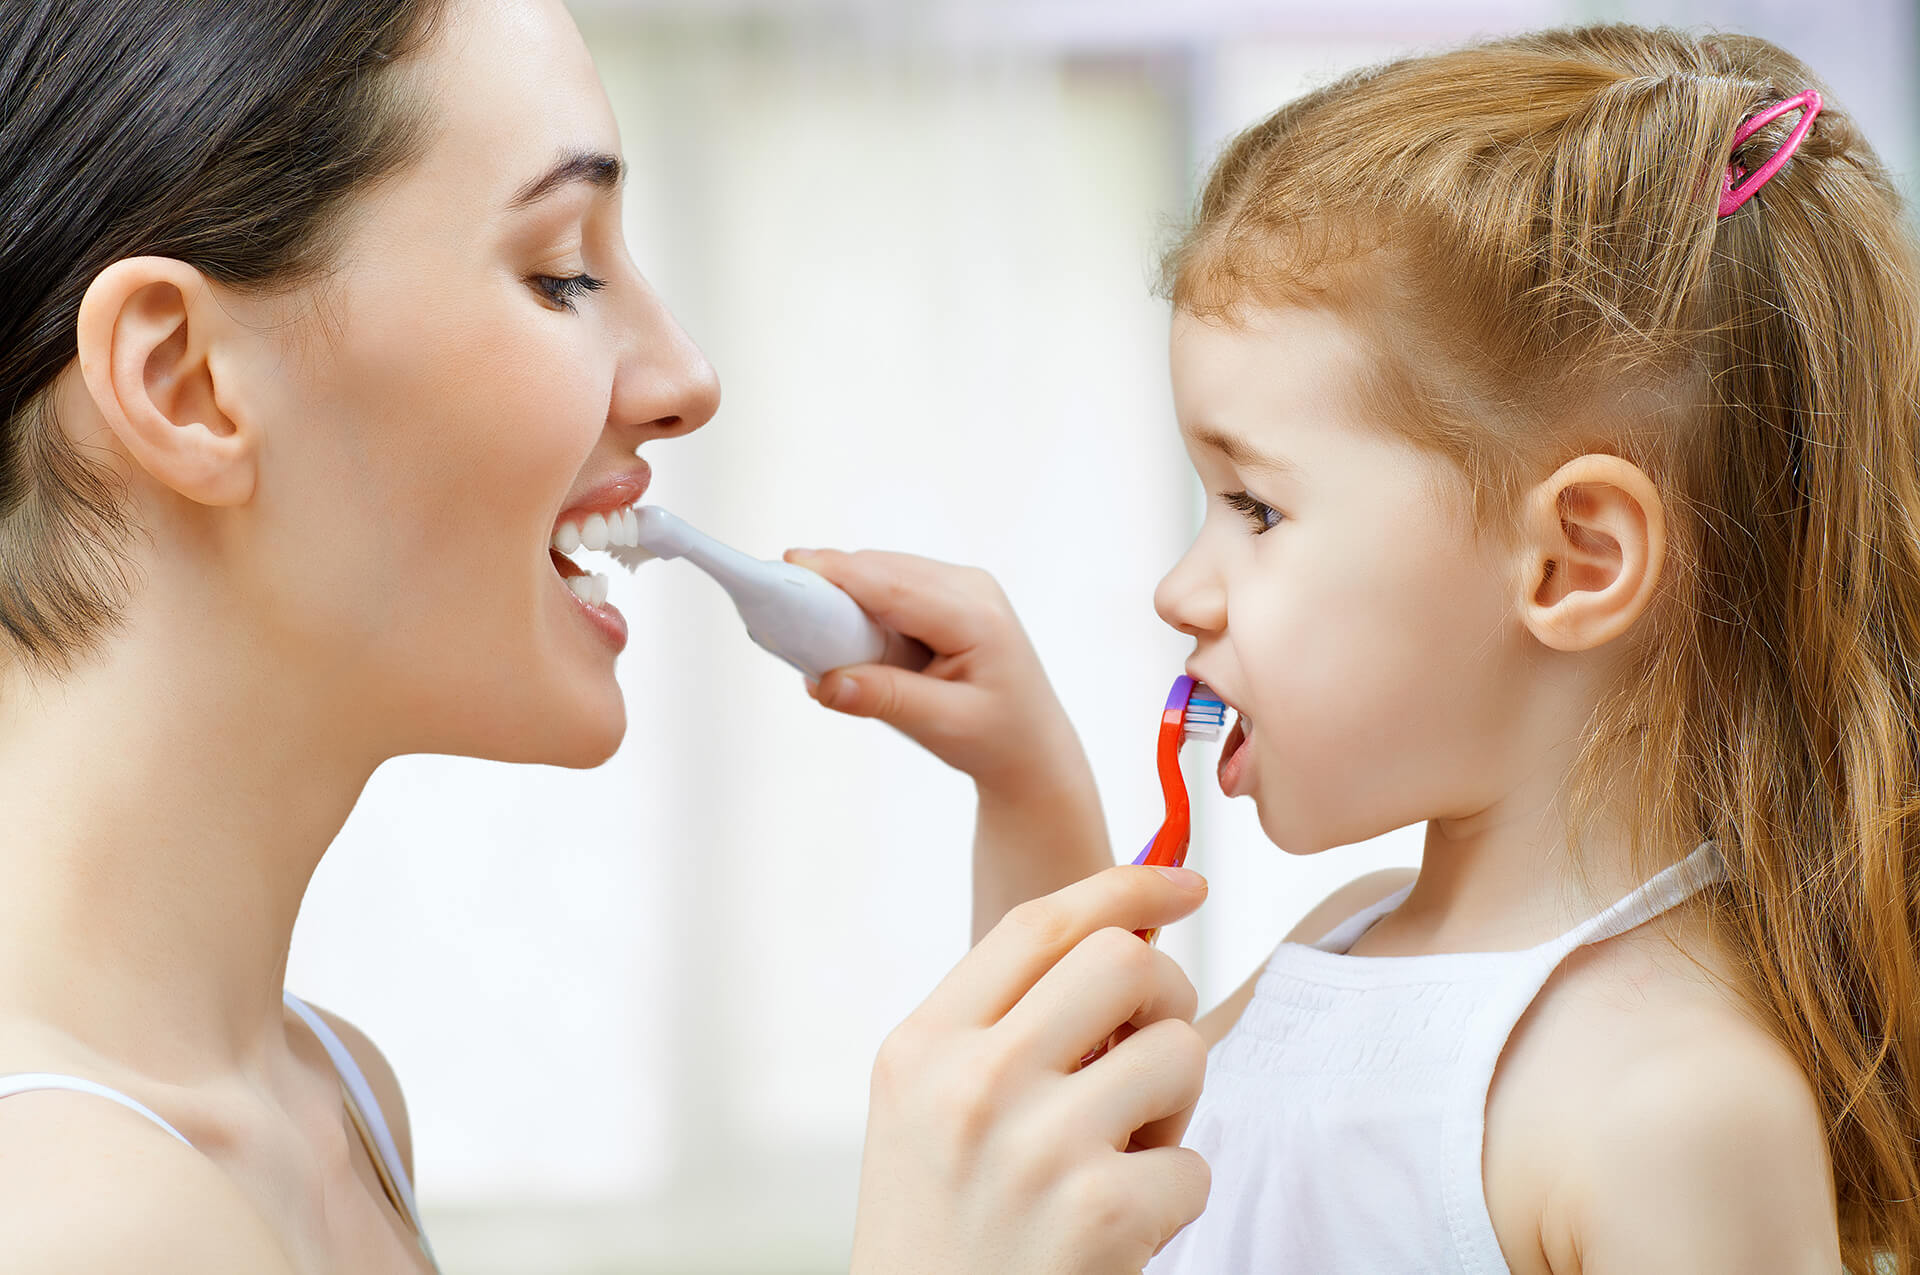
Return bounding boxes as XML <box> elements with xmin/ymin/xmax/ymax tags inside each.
<box><xmin>0</xmin><ymin>2</ymin><xmax>1209</xmax><ymax>1270</ymax></box>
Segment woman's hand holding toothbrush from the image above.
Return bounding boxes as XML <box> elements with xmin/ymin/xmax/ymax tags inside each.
<box><xmin>851</xmin><ymin>863</ymin><xmax>1211</xmax><ymax>1275</ymax></box>
<box><xmin>785</xmin><ymin>548</ymin><xmax>1113</xmax><ymax>942</ymax></box>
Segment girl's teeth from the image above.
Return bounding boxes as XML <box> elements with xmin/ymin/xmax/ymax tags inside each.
<box><xmin>552</xmin><ymin>522</ymin><xmax>583</xmax><ymax>553</ymax></box>
<box><xmin>620</xmin><ymin>507</ymin><xmax>639</xmax><ymax>545</ymax></box>
<box><xmin>582</xmin><ymin>512</ymin><xmax>609</xmax><ymax>551</ymax></box>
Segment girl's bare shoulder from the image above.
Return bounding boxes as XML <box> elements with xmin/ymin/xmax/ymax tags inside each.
<box><xmin>0</xmin><ymin>1089</ymin><xmax>296</xmax><ymax>1273</ymax></box>
<box><xmin>1504</xmin><ymin>916</ymin><xmax>1840</xmax><ymax>1273</ymax></box>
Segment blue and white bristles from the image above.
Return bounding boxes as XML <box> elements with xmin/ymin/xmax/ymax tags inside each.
<box><xmin>1183</xmin><ymin>684</ymin><xmax>1228</xmax><ymax>741</ymax></box>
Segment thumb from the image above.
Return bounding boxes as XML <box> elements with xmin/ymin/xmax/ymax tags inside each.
<box><xmin>813</xmin><ymin>662</ymin><xmax>958</xmax><ymax>739</ymax></box>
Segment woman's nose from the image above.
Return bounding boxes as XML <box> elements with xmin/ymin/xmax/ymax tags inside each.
<box><xmin>1153</xmin><ymin>542</ymin><xmax>1228</xmax><ymax>637</ymax></box>
<box><xmin>611</xmin><ymin>280</ymin><xmax>722</xmax><ymax>441</ymax></box>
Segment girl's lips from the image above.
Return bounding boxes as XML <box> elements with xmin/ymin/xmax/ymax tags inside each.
<box><xmin>1218</xmin><ymin>712</ymin><xmax>1252</xmax><ymax>797</ymax></box>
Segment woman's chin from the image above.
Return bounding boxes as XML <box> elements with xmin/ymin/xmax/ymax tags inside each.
<box><xmin>544</xmin><ymin>699</ymin><xmax>628</xmax><ymax>769</ymax></box>
<box><xmin>468</xmin><ymin>682</ymin><xmax>628</xmax><ymax>768</ymax></box>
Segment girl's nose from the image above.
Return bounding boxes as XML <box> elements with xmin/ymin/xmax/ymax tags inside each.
<box><xmin>1154</xmin><ymin>542</ymin><xmax>1227</xmax><ymax>637</ymax></box>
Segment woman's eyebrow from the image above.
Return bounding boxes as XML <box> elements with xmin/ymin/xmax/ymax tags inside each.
<box><xmin>1187</xmin><ymin>424</ymin><xmax>1298</xmax><ymax>474</ymax></box>
<box><xmin>508</xmin><ymin>149</ymin><xmax>625</xmax><ymax>210</ymax></box>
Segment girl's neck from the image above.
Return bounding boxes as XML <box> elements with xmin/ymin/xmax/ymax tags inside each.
<box><xmin>1378</xmin><ymin>737</ymin><xmax>1653</xmax><ymax>957</ymax></box>
<box><xmin>0</xmin><ymin>601</ymin><xmax>377</xmax><ymax>1084</ymax></box>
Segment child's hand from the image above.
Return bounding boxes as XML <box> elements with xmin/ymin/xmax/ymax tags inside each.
<box><xmin>784</xmin><ymin>547</ymin><xmax>1085</xmax><ymax>805</ymax></box>
<box><xmin>785</xmin><ymin>548</ymin><xmax>1114</xmax><ymax>939</ymax></box>
<box><xmin>850</xmin><ymin>864</ymin><xmax>1212</xmax><ymax>1274</ymax></box>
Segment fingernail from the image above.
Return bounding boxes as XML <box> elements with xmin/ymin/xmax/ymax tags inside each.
<box><xmin>827</xmin><ymin>676</ymin><xmax>858</xmax><ymax>709</ymax></box>
<box><xmin>803</xmin><ymin>676</ymin><xmax>820</xmax><ymax>694</ymax></box>
<box><xmin>786</xmin><ymin>548</ymin><xmax>816</xmax><ymax>561</ymax></box>
<box><xmin>1149</xmin><ymin>866</ymin><xmax>1207</xmax><ymax>891</ymax></box>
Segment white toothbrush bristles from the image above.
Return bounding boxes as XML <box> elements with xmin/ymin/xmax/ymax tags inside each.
<box><xmin>607</xmin><ymin>543</ymin><xmax>658</xmax><ymax>569</ymax></box>
<box><xmin>1184</xmin><ymin>685</ymin><xmax>1228</xmax><ymax>741</ymax></box>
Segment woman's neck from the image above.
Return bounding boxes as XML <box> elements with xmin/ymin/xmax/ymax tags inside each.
<box><xmin>0</xmin><ymin>605</ymin><xmax>377</xmax><ymax>1084</ymax></box>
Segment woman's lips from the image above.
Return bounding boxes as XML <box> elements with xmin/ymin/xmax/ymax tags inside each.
<box><xmin>560</xmin><ymin>566</ymin><xmax>628</xmax><ymax>653</ymax></box>
<box><xmin>1218</xmin><ymin>712</ymin><xmax>1252</xmax><ymax>797</ymax></box>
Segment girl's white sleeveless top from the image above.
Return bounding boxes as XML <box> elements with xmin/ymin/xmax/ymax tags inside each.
<box><xmin>1148</xmin><ymin>840</ymin><xmax>1725</xmax><ymax>1274</ymax></box>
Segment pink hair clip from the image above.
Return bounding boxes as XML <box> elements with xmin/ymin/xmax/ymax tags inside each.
<box><xmin>1718</xmin><ymin>90</ymin><xmax>1823</xmax><ymax>218</ymax></box>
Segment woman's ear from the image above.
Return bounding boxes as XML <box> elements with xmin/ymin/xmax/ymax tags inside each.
<box><xmin>1517</xmin><ymin>453</ymin><xmax>1666</xmax><ymax>652</ymax></box>
<box><xmin>74</xmin><ymin>257</ymin><xmax>256</xmax><ymax>507</ymax></box>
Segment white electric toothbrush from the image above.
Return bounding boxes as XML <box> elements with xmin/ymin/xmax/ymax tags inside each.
<box><xmin>607</xmin><ymin>506</ymin><xmax>933</xmax><ymax>680</ymax></box>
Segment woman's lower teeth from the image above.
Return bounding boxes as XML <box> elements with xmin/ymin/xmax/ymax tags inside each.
<box><xmin>568</xmin><ymin>571</ymin><xmax>609</xmax><ymax>606</ymax></box>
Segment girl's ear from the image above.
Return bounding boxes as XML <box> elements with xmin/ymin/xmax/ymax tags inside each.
<box><xmin>1518</xmin><ymin>453</ymin><xmax>1666</xmax><ymax>652</ymax></box>
<box><xmin>74</xmin><ymin>257</ymin><xmax>257</xmax><ymax>508</ymax></box>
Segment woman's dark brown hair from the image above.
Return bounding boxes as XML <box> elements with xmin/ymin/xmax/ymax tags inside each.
<box><xmin>0</xmin><ymin>0</ymin><xmax>447</xmax><ymax>671</ymax></box>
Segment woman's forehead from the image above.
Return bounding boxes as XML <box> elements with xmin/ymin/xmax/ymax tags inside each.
<box><xmin>398</xmin><ymin>0</ymin><xmax>622</xmax><ymax>212</ymax></box>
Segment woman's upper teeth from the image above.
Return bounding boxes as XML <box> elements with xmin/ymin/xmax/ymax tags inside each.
<box><xmin>553</xmin><ymin>504</ymin><xmax>642</xmax><ymax>553</ymax></box>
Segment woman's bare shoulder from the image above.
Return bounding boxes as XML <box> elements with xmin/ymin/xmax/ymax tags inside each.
<box><xmin>1195</xmin><ymin>866</ymin><xmax>1420</xmax><ymax>1048</ymax></box>
<box><xmin>298</xmin><ymin>1001</ymin><xmax>414</xmax><ymax>1181</ymax></box>
<box><xmin>0</xmin><ymin>1090</ymin><xmax>296</xmax><ymax>1273</ymax></box>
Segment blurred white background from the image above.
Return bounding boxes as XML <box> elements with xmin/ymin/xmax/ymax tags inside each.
<box><xmin>287</xmin><ymin>0</ymin><xmax>1918</xmax><ymax>1270</ymax></box>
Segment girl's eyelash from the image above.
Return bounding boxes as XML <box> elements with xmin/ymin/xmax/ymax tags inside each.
<box><xmin>532</xmin><ymin>272</ymin><xmax>606</xmax><ymax>312</ymax></box>
<box><xmin>1223</xmin><ymin>489</ymin><xmax>1283</xmax><ymax>533</ymax></box>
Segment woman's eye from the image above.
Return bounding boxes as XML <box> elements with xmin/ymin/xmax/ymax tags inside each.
<box><xmin>531</xmin><ymin>272</ymin><xmax>606</xmax><ymax>312</ymax></box>
<box><xmin>1223</xmin><ymin>489</ymin><xmax>1283</xmax><ymax>533</ymax></box>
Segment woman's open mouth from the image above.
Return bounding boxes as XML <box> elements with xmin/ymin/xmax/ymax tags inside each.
<box><xmin>548</xmin><ymin>503</ymin><xmax>647</xmax><ymax>607</ymax></box>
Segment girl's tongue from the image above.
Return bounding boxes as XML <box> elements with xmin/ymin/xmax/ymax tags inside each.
<box><xmin>1218</xmin><ymin>712</ymin><xmax>1252</xmax><ymax>797</ymax></box>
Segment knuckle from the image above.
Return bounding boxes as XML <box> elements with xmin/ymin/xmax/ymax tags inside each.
<box><xmin>965</xmin><ymin>566</ymin><xmax>1009</xmax><ymax>605</ymax></box>
<box><xmin>1084</xmin><ymin>925</ymin><xmax>1152</xmax><ymax>979</ymax></box>
<box><xmin>1002</xmin><ymin>898</ymin><xmax>1074</xmax><ymax>953</ymax></box>
<box><xmin>1058</xmin><ymin>1164</ymin><xmax>1131</xmax><ymax>1236</ymax></box>
<box><xmin>870</xmin><ymin>1022</ymin><xmax>923</xmax><ymax>1093</ymax></box>
<box><xmin>928</xmin><ymin>1049</ymin><xmax>1010</xmax><ymax>1148</ymax></box>
<box><xmin>1166</xmin><ymin>1021</ymin><xmax>1209</xmax><ymax>1082</ymax></box>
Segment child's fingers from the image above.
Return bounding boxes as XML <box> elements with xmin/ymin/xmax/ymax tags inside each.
<box><xmin>810</xmin><ymin>661</ymin><xmax>974</xmax><ymax>742</ymax></box>
<box><xmin>785</xmin><ymin>548</ymin><xmax>1001</xmax><ymax>655</ymax></box>
<box><xmin>922</xmin><ymin>865</ymin><xmax>1208</xmax><ymax>1030</ymax></box>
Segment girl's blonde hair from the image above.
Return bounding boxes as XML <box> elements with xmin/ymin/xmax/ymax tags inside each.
<box><xmin>1163</xmin><ymin>25</ymin><xmax>1920</xmax><ymax>1271</ymax></box>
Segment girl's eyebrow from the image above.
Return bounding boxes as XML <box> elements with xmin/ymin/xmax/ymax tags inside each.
<box><xmin>508</xmin><ymin>149</ymin><xmax>625</xmax><ymax>210</ymax></box>
<box><xmin>1186</xmin><ymin>423</ymin><xmax>1298</xmax><ymax>475</ymax></box>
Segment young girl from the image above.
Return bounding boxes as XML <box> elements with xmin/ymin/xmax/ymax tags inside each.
<box><xmin>797</xmin><ymin>23</ymin><xmax>1918</xmax><ymax>1273</ymax></box>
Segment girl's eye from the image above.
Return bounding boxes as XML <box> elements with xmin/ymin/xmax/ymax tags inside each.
<box><xmin>531</xmin><ymin>272</ymin><xmax>607</xmax><ymax>312</ymax></box>
<box><xmin>1223</xmin><ymin>489</ymin><xmax>1283</xmax><ymax>534</ymax></box>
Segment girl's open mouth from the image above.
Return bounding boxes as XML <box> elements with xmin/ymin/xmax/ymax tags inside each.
<box><xmin>1218</xmin><ymin>711</ymin><xmax>1252</xmax><ymax>796</ymax></box>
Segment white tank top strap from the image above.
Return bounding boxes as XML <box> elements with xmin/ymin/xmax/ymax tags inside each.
<box><xmin>0</xmin><ymin>1072</ymin><xmax>194</xmax><ymax>1146</ymax></box>
<box><xmin>280</xmin><ymin>991</ymin><xmax>429</xmax><ymax>1242</ymax></box>
<box><xmin>1311</xmin><ymin>883</ymin><xmax>1416</xmax><ymax>953</ymax></box>
<box><xmin>1542</xmin><ymin>839</ymin><xmax>1726</xmax><ymax>957</ymax></box>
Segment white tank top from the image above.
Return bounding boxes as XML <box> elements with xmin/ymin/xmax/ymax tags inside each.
<box><xmin>0</xmin><ymin>990</ymin><xmax>438</xmax><ymax>1270</ymax></box>
<box><xmin>1148</xmin><ymin>840</ymin><xmax>1725</xmax><ymax>1274</ymax></box>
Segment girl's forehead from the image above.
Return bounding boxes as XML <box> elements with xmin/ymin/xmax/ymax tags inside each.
<box><xmin>1170</xmin><ymin>304</ymin><xmax>1383</xmax><ymax>460</ymax></box>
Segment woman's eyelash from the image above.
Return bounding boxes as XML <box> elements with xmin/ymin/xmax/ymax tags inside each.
<box><xmin>1223</xmin><ymin>489</ymin><xmax>1283</xmax><ymax>533</ymax></box>
<box><xmin>532</xmin><ymin>272</ymin><xmax>606</xmax><ymax>312</ymax></box>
